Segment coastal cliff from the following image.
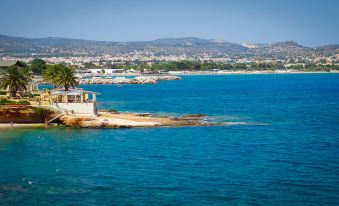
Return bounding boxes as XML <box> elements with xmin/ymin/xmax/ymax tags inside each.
<box><xmin>0</xmin><ymin>105</ymin><xmax>55</xmax><ymax>123</ymax></box>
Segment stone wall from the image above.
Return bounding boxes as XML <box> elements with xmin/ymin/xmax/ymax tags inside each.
<box><xmin>51</xmin><ymin>102</ymin><xmax>97</xmax><ymax>116</ymax></box>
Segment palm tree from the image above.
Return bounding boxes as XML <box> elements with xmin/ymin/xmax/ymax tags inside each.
<box><xmin>44</xmin><ymin>64</ymin><xmax>62</xmax><ymax>86</ymax></box>
<box><xmin>53</xmin><ymin>66</ymin><xmax>79</xmax><ymax>91</ymax></box>
<box><xmin>0</xmin><ymin>66</ymin><xmax>31</xmax><ymax>97</ymax></box>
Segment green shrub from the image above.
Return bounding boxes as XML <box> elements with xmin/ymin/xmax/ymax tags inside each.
<box><xmin>0</xmin><ymin>98</ymin><xmax>30</xmax><ymax>105</ymax></box>
<box><xmin>25</xmin><ymin>93</ymin><xmax>41</xmax><ymax>98</ymax></box>
<box><xmin>0</xmin><ymin>91</ymin><xmax>7</xmax><ymax>95</ymax></box>
<box><xmin>32</xmin><ymin>107</ymin><xmax>48</xmax><ymax>116</ymax></box>
<box><xmin>16</xmin><ymin>100</ymin><xmax>31</xmax><ymax>105</ymax></box>
<box><xmin>0</xmin><ymin>98</ymin><xmax>13</xmax><ymax>105</ymax></box>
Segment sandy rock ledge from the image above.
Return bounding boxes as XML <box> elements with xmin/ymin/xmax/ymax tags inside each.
<box><xmin>60</xmin><ymin>111</ymin><xmax>212</xmax><ymax>128</ymax></box>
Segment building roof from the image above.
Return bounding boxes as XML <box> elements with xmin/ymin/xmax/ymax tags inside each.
<box><xmin>50</xmin><ymin>88</ymin><xmax>100</xmax><ymax>95</ymax></box>
<box><xmin>0</xmin><ymin>60</ymin><xmax>18</xmax><ymax>67</ymax></box>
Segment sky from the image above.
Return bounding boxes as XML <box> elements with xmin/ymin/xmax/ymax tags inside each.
<box><xmin>0</xmin><ymin>0</ymin><xmax>338</xmax><ymax>47</ymax></box>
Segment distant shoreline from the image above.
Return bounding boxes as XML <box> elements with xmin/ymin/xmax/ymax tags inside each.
<box><xmin>79</xmin><ymin>70</ymin><xmax>339</xmax><ymax>77</ymax></box>
<box><xmin>168</xmin><ymin>71</ymin><xmax>339</xmax><ymax>75</ymax></box>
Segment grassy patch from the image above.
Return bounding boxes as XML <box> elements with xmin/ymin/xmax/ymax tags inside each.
<box><xmin>0</xmin><ymin>98</ymin><xmax>31</xmax><ymax>105</ymax></box>
<box><xmin>32</xmin><ymin>107</ymin><xmax>48</xmax><ymax>116</ymax></box>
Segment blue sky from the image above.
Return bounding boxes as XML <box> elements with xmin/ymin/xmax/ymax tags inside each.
<box><xmin>0</xmin><ymin>0</ymin><xmax>338</xmax><ymax>46</ymax></box>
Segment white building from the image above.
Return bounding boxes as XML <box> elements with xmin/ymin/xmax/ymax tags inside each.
<box><xmin>48</xmin><ymin>89</ymin><xmax>99</xmax><ymax>116</ymax></box>
<box><xmin>89</xmin><ymin>68</ymin><xmax>125</xmax><ymax>74</ymax></box>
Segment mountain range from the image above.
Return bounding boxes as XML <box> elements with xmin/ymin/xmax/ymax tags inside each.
<box><xmin>0</xmin><ymin>34</ymin><xmax>338</xmax><ymax>58</ymax></box>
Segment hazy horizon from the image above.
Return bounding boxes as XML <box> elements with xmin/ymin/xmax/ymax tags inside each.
<box><xmin>0</xmin><ymin>0</ymin><xmax>338</xmax><ymax>47</ymax></box>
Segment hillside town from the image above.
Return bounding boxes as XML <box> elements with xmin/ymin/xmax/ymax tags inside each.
<box><xmin>1</xmin><ymin>50</ymin><xmax>338</xmax><ymax>74</ymax></box>
<box><xmin>1</xmin><ymin>35</ymin><xmax>338</xmax><ymax>73</ymax></box>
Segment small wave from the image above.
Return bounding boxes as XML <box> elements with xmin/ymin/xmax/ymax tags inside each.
<box><xmin>222</xmin><ymin>121</ymin><xmax>270</xmax><ymax>126</ymax></box>
<box><xmin>22</xmin><ymin>178</ymin><xmax>35</xmax><ymax>185</ymax></box>
<box><xmin>206</xmin><ymin>115</ymin><xmax>269</xmax><ymax>126</ymax></box>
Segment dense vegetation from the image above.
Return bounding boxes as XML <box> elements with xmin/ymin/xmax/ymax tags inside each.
<box><xmin>0</xmin><ymin>98</ymin><xmax>30</xmax><ymax>105</ymax></box>
<box><xmin>30</xmin><ymin>58</ymin><xmax>47</xmax><ymax>74</ymax></box>
<box><xmin>0</xmin><ymin>66</ymin><xmax>31</xmax><ymax>97</ymax></box>
<box><xmin>44</xmin><ymin>64</ymin><xmax>79</xmax><ymax>91</ymax></box>
<box><xmin>25</xmin><ymin>58</ymin><xmax>337</xmax><ymax>73</ymax></box>
<box><xmin>106</xmin><ymin>61</ymin><xmax>339</xmax><ymax>72</ymax></box>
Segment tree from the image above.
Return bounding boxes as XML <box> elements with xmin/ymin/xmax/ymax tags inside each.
<box><xmin>83</xmin><ymin>62</ymin><xmax>98</xmax><ymax>69</ymax></box>
<box><xmin>21</xmin><ymin>66</ymin><xmax>32</xmax><ymax>77</ymax></box>
<box><xmin>104</xmin><ymin>61</ymin><xmax>114</xmax><ymax>68</ymax></box>
<box><xmin>0</xmin><ymin>66</ymin><xmax>31</xmax><ymax>97</ymax></box>
<box><xmin>55</xmin><ymin>66</ymin><xmax>79</xmax><ymax>91</ymax></box>
<box><xmin>44</xmin><ymin>64</ymin><xmax>63</xmax><ymax>86</ymax></box>
<box><xmin>44</xmin><ymin>64</ymin><xmax>79</xmax><ymax>90</ymax></box>
<box><xmin>31</xmin><ymin>58</ymin><xmax>47</xmax><ymax>74</ymax></box>
<box><xmin>16</xmin><ymin>61</ymin><xmax>28</xmax><ymax>67</ymax></box>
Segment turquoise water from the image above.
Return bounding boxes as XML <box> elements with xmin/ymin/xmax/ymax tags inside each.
<box><xmin>1</xmin><ymin>74</ymin><xmax>339</xmax><ymax>205</ymax></box>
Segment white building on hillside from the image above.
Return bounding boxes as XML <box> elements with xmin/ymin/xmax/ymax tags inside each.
<box><xmin>89</xmin><ymin>68</ymin><xmax>125</xmax><ymax>74</ymax></box>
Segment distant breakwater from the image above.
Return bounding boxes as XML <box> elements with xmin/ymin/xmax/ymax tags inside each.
<box><xmin>79</xmin><ymin>76</ymin><xmax>181</xmax><ymax>84</ymax></box>
<box><xmin>34</xmin><ymin>76</ymin><xmax>181</xmax><ymax>85</ymax></box>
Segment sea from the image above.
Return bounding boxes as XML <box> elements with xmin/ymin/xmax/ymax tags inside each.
<box><xmin>1</xmin><ymin>74</ymin><xmax>339</xmax><ymax>205</ymax></box>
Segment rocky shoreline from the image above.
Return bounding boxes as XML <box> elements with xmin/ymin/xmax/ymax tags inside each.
<box><xmin>0</xmin><ymin>105</ymin><xmax>214</xmax><ymax>129</ymax></box>
<box><xmin>59</xmin><ymin>111</ymin><xmax>213</xmax><ymax>128</ymax></box>
<box><xmin>0</xmin><ymin>105</ymin><xmax>54</xmax><ymax>124</ymax></box>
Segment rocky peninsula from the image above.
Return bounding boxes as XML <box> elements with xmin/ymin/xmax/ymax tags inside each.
<box><xmin>0</xmin><ymin>105</ymin><xmax>212</xmax><ymax>128</ymax></box>
<box><xmin>60</xmin><ymin>111</ymin><xmax>211</xmax><ymax>128</ymax></box>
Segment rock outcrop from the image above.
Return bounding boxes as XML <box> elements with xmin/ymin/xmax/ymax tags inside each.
<box><xmin>0</xmin><ymin>105</ymin><xmax>55</xmax><ymax>123</ymax></box>
<box><xmin>60</xmin><ymin>111</ymin><xmax>211</xmax><ymax>128</ymax></box>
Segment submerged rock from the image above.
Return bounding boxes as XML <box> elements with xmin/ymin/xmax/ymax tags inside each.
<box><xmin>174</xmin><ymin>114</ymin><xmax>207</xmax><ymax>121</ymax></box>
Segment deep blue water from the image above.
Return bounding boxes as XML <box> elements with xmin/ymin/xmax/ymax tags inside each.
<box><xmin>1</xmin><ymin>74</ymin><xmax>339</xmax><ymax>205</ymax></box>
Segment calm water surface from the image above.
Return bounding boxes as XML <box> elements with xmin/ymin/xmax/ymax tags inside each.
<box><xmin>1</xmin><ymin>74</ymin><xmax>339</xmax><ymax>205</ymax></box>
